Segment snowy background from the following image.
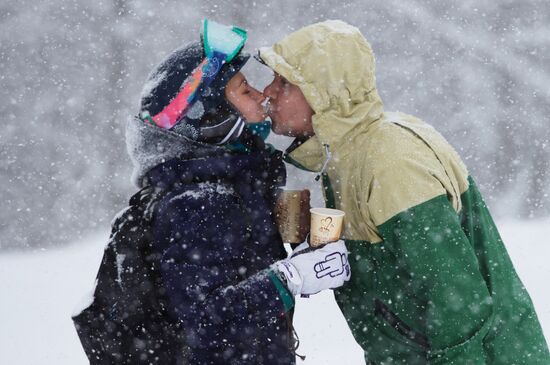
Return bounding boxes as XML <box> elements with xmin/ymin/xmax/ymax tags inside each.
<box><xmin>1</xmin><ymin>0</ymin><xmax>550</xmax><ymax>364</ymax></box>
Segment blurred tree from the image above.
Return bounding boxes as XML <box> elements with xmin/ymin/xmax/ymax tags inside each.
<box><xmin>1</xmin><ymin>0</ymin><xmax>548</xmax><ymax>250</ymax></box>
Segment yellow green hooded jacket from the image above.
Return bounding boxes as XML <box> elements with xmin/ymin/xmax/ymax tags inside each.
<box><xmin>259</xmin><ymin>20</ymin><xmax>550</xmax><ymax>364</ymax></box>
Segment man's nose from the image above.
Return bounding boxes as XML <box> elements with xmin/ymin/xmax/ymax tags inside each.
<box><xmin>263</xmin><ymin>81</ymin><xmax>277</xmax><ymax>99</ymax></box>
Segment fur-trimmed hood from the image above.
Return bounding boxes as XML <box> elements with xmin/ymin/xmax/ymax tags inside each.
<box><xmin>125</xmin><ymin>116</ymin><xmax>220</xmax><ymax>187</ymax></box>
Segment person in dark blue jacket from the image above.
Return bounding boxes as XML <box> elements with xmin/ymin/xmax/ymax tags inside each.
<box><xmin>125</xmin><ymin>20</ymin><xmax>351</xmax><ymax>364</ymax></box>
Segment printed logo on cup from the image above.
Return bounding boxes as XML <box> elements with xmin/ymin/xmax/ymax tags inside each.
<box><xmin>310</xmin><ymin>208</ymin><xmax>345</xmax><ymax>247</ymax></box>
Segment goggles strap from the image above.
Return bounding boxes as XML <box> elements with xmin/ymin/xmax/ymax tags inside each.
<box><xmin>148</xmin><ymin>58</ymin><xmax>208</xmax><ymax>129</ymax></box>
<box><xmin>149</xmin><ymin>52</ymin><xmax>229</xmax><ymax>129</ymax></box>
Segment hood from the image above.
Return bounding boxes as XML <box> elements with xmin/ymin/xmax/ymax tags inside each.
<box><xmin>259</xmin><ymin>20</ymin><xmax>384</xmax><ymax>170</ymax></box>
<box><xmin>126</xmin><ymin>116</ymin><xmax>220</xmax><ymax>187</ymax></box>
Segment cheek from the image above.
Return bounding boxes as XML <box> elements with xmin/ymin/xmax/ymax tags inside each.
<box><xmin>242</xmin><ymin>99</ymin><xmax>261</xmax><ymax>115</ymax></box>
<box><xmin>247</xmin><ymin>97</ymin><xmax>260</xmax><ymax>108</ymax></box>
<box><xmin>230</xmin><ymin>94</ymin><xmax>248</xmax><ymax>112</ymax></box>
<box><xmin>280</xmin><ymin>99</ymin><xmax>300</xmax><ymax>120</ymax></box>
<box><xmin>271</xmin><ymin>119</ymin><xmax>286</xmax><ymax>134</ymax></box>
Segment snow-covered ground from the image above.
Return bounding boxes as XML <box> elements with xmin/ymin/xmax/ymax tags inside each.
<box><xmin>1</xmin><ymin>219</ymin><xmax>549</xmax><ymax>365</ymax></box>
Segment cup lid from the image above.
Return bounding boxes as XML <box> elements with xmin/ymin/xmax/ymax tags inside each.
<box><xmin>310</xmin><ymin>207</ymin><xmax>345</xmax><ymax>217</ymax></box>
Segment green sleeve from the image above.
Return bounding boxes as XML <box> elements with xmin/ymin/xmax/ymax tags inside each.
<box><xmin>378</xmin><ymin>195</ymin><xmax>493</xmax><ymax>364</ymax></box>
<box><xmin>268</xmin><ymin>270</ymin><xmax>295</xmax><ymax>313</ymax></box>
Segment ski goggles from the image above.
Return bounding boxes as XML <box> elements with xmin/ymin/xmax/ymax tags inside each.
<box><xmin>142</xmin><ymin>19</ymin><xmax>247</xmax><ymax>129</ymax></box>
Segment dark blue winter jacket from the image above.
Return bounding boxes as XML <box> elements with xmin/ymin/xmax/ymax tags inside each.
<box><xmin>146</xmin><ymin>143</ymin><xmax>295</xmax><ymax>365</ymax></box>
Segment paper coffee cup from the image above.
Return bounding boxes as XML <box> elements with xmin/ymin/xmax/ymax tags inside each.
<box><xmin>274</xmin><ymin>190</ymin><xmax>311</xmax><ymax>244</ymax></box>
<box><xmin>309</xmin><ymin>208</ymin><xmax>345</xmax><ymax>247</ymax></box>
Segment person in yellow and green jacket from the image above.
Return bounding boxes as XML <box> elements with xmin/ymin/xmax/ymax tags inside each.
<box><xmin>257</xmin><ymin>20</ymin><xmax>550</xmax><ymax>364</ymax></box>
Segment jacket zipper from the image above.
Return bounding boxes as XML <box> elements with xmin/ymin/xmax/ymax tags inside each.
<box><xmin>374</xmin><ymin>299</ymin><xmax>430</xmax><ymax>349</ymax></box>
<box><xmin>315</xmin><ymin>144</ymin><xmax>332</xmax><ymax>181</ymax></box>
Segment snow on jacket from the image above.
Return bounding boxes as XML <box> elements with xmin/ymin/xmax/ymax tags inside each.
<box><xmin>259</xmin><ymin>20</ymin><xmax>550</xmax><ymax>364</ymax></box>
<box><xmin>126</xmin><ymin>116</ymin><xmax>295</xmax><ymax>365</ymax></box>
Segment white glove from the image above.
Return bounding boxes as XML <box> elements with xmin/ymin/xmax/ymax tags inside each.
<box><xmin>274</xmin><ymin>240</ymin><xmax>351</xmax><ymax>296</ymax></box>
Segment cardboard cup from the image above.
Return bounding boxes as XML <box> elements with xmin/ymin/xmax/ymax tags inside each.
<box><xmin>274</xmin><ymin>190</ymin><xmax>311</xmax><ymax>244</ymax></box>
<box><xmin>309</xmin><ymin>208</ymin><xmax>345</xmax><ymax>247</ymax></box>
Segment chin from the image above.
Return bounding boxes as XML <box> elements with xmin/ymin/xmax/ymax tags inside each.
<box><xmin>270</xmin><ymin>120</ymin><xmax>284</xmax><ymax>136</ymax></box>
<box><xmin>273</xmin><ymin>126</ymin><xmax>295</xmax><ymax>137</ymax></box>
<box><xmin>268</xmin><ymin>114</ymin><xmax>283</xmax><ymax>133</ymax></box>
<box><xmin>244</xmin><ymin>111</ymin><xmax>267</xmax><ymax>123</ymax></box>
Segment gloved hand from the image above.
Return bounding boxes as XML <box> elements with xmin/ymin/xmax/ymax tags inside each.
<box><xmin>274</xmin><ymin>240</ymin><xmax>351</xmax><ymax>296</ymax></box>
